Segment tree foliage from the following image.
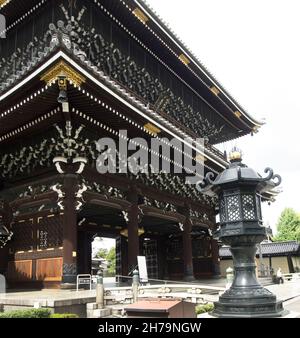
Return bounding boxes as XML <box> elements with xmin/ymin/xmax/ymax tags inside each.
<box><xmin>95</xmin><ymin>247</ymin><xmax>116</xmax><ymax>275</ymax></box>
<box><xmin>96</xmin><ymin>248</ymin><xmax>108</xmax><ymax>259</ymax></box>
<box><xmin>106</xmin><ymin>247</ymin><xmax>116</xmax><ymax>275</ymax></box>
<box><xmin>274</xmin><ymin>208</ymin><xmax>300</xmax><ymax>241</ymax></box>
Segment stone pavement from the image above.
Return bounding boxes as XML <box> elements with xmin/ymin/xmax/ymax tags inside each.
<box><xmin>266</xmin><ymin>280</ymin><xmax>300</xmax><ymax>303</ymax></box>
<box><xmin>284</xmin><ymin>296</ymin><xmax>300</xmax><ymax>313</ymax></box>
<box><xmin>0</xmin><ymin>278</ymin><xmax>299</xmax><ymax>317</ymax></box>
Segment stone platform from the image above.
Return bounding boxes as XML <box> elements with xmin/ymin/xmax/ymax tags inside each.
<box><xmin>0</xmin><ymin>280</ymin><xmax>299</xmax><ymax>318</ymax></box>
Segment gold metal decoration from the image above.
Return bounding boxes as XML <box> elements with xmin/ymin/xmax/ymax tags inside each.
<box><xmin>210</xmin><ymin>86</ymin><xmax>220</xmax><ymax>96</ymax></box>
<box><xmin>58</xmin><ymin>76</ymin><xmax>67</xmax><ymax>90</ymax></box>
<box><xmin>0</xmin><ymin>0</ymin><xmax>10</xmax><ymax>8</ymax></box>
<box><xmin>229</xmin><ymin>148</ymin><xmax>242</xmax><ymax>161</ymax></box>
<box><xmin>179</xmin><ymin>54</ymin><xmax>190</xmax><ymax>65</ymax></box>
<box><xmin>144</xmin><ymin>122</ymin><xmax>161</xmax><ymax>135</ymax></box>
<box><xmin>120</xmin><ymin>227</ymin><xmax>145</xmax><ymax>237</ymax></box>
<box><xmin>234</xmin><ymin>110</ymin><xmax>242</xmax><ymax>118</ymax></box>
<box><xmin>41</xmin><ymin>61</ymin><xmax>85</xmax><ymax>87</ymax></box>
<box><xmin>133</xmin><ymin>8</ymin><xmax>149</xmax><ymax>24</ymax></box>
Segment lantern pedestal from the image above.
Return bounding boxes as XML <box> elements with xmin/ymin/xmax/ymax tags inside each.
<box><xmin>213</xmin><ymin>246</ymin><xmax>286</xmax><ymax>317</ymax></box>
<box><xmin>213</xmin><ymin>230</ymin><xmax>287</xmax><ymax>317</ymax></box>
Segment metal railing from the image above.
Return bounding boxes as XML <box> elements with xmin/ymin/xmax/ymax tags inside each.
<box><xmin>115</xmin><ymin>275</ymin><xmax>224</xmax><ymax>290</ymax></box>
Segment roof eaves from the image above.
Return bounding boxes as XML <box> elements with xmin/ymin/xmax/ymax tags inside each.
<box><xmin>135</xmin><ymin>0</ymin><xmax>264</xmax><ymax>128</ymax></box>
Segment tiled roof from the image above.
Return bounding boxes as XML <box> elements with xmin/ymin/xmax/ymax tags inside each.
<box><xmin>220</xmin><ymin>241</ymin><xmax>300</xmax><ymax>258</ymax></box>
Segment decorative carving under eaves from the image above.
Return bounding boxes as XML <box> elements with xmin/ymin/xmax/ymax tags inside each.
<box><xmin>135</xmin><ymin>171</ymin><xmax>216</xmax><ymax>208</ymax></box>
<box><xmin>121</xmin><ymin>206</ymin><xmax>143</xmax><ymax>224</ymax></box>
<box><xmin>51</xmin><ymin>180</ymin><xmax>88</xmax><ymax>212</ymax></box>
<box><xmin>75</xmin><ymin>182</ymin><xmax>87</xmax><ymax>211</ymax></box>
<box><xmin>0</xmin><ymin>4</ymin><xmax>228</xmax><ymax>142</ymax></box>
<box><xmin>0</xmin><ymin>123</ymin><xmax>96</xmax><ymax>178</ymax></box>
<box><xmin>82</xmin><ymin>179</ymin><xmax>126</xmax><ymax>200</ymax></box>
<box><xmin>143</xmin><ymin>196</ymin><xmax>177</xmax><ymax>213</ymax></box>
<box><xmin>189</xmin><ymin>209</ymin><xmax>211</xmax><ymax>223</ymax></box>
<box><xmin>51</xmin><ymin>183</ymin><xmax>65</xmax><ymax>211</ymax></box>
<box><xmin>18</xmin><ymin>184</ymin><xmax>50</xmax><ymax>199</ymax></box>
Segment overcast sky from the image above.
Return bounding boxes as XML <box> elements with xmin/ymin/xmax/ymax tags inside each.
<box><xmin>144</xmin><ymin>0</ymin><xmax>300</xmax><ymax>234</ymax></box>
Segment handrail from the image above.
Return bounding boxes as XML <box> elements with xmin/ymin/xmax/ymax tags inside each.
<box><xmin>115</xmin><ymin>274</ymin><xmax>224</xmax><ymax>289</ymax></box>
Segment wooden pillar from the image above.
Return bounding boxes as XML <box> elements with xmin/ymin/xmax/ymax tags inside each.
<box><xmin>127</xmin><ymin>190</ymin><xmax>140</xmax><ymax>274</ymax></box>
<box><xmin>77</xmin><ymin>232</ymin><xmax>92</xmax><ymax>275</ymax></box>
<box><xmin>211</xmin><ymin>238</ymin><xmax>221</xmax><ymax>277</ymax></box>
<box><xmin>157</xmin><ymin>236</ymin><xmax>167</xmax><ymax>280</ymax></box>
<box><xmin>127</xmin><ymin>203</ymin><xmax>139</xmax><ymax>274</ymax></box>
<box><xmin>0</xmin><ymin>246</ymin><xmax>8</xmax><ymax>275</ymax></box>
<box><xmin>182</xmin><ymin>219</ymin><xmax>194</xmax><ymax>281</ymax></box>
<box><xmin>62</xmin><ymin>174</ymin><xmax>78</xmax><ymax>285</ymax></box>
<box><xmin>0</xmin><ymin>200</ymin><xmax>12</xmax><ymax>274</ymax></box>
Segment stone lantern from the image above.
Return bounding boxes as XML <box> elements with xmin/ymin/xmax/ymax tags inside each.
<box><xmin>198</xmin><ymin>149</ymin><xmax>286</xmax><ymax>317</ymax></box>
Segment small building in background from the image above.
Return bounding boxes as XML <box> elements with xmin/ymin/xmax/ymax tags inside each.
<box><xmin>219</xmin><ymin>241</ymin><xmax>300</xmax><ymax>276</ymax></box>
<box><xmin>91</xmin><ymin>258</ymin><xmax>108</xmax><ymax>276</ymax></box>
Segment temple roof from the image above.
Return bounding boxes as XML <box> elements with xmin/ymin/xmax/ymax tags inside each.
<box><xmin>220</xmin><ymin>241</ymin><xmax>300</xmax><ymax>258</ymax></box>
<box><xmin>0</xmin><ymin>0</ymin><xmax>263</xmax><ymax>145</ymax></box>
<box><xmin>135</xmin><ymin>0</ymin><xmax>263</xmax><ymax>126</ymax></box>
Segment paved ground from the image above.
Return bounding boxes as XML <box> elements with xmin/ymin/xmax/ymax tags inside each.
<box><xmin>266</xmin><ymin>280</ymin><xmax>300</xmax><ymax>302</ymax></box>
<box><xmin>284</xmin><ymin>295</ymin><xmax>300</xmax><ymax>313</ymax></box>
<box><xmin>0</xmin><ymin>278</ymin><xmax>299</xmax><ymax>313</ymax></box>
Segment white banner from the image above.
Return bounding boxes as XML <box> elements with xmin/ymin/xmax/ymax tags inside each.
<box><xmin>137</xmin><ymin>256</ymin><xmax>148</xmax><ymax>283</ymax></box>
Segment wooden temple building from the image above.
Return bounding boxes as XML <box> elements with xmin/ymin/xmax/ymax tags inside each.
<box><xmin>0</xmin><ymin>0</ymin><xmax>264</xmax><ymax>288</ymax></box>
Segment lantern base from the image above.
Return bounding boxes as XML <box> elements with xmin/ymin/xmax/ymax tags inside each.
<box><xmin>212</xmin><ymin>286</ymin><xmax>288</xmax><ymax>318</ymax></box>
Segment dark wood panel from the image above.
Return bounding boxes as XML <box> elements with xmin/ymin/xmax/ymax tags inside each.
<box><xmin>36</xmin><ymin>257</ymin><xmax>62</xmax><ymax>282</ymax></box>
<box><xmin>7</xmin><ymin>260</ymin><xmax>32</xmax><ymax>281</ymax></box>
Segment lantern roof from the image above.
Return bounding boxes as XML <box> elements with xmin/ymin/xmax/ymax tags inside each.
<box><xmin>198</xmin><ymin>149</ymin><xmax>281</xmax><ymax>194</ymax></box>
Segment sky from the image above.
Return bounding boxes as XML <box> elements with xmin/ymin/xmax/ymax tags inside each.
<box><xmin>92</xmin><ymin>236</ymin><xmax>115</xmax><ymax>256</ymax></box>
<box><xmin>144</xmin><ymin>0</ymin><xmax>300</xmax><ymax>234</ymax></box>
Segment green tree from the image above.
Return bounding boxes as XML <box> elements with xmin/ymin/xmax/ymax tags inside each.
<box><xmin>106</xmin><ymin>247</ymin><xmax>116</xmax><ymax>275</ymax></box>
<box><xmin>274</xmin><ymin>208</ymin><xmax>300</xmax><ymax>241</ymax></box>
<box><xmin>96</xmin><ymin>248</ymin><xmax>108</xmax><ymax>259</ymax></box>
<box><xmin>95</xmin><ymin>247</ymin><xmax>116</xmax><ymax>275</ymax></box>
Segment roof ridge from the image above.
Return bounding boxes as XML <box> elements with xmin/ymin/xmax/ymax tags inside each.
<box><xmin>137</xmin><ymin>0</ymin><xmax>263</xmax><ymax>127</ymax></box>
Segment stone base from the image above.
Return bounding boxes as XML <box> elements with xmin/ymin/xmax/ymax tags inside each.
<box><xmin>213</xmin><ymin>299</ymin><xmax>287</xmax><ymax>318</ymax></box>
<box><xmin>198</xmin><ymin>310</ymin><xmax>299</xmax><ymax>318</ymax></box>
<box><xmin>212</xmin><ymin>284</ymin><xmax>287</xmax><ymax>318</ymax></box>
<box><xmin>86</xmin><ymin>303</ymin><xmax>111</xmax><ymax>318</ymax></box>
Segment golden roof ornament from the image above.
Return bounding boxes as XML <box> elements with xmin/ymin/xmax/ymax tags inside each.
<box><xmin>228</xmin><ymin>147</ymin><xmax>243</xmax><ymax>162</ymax></box>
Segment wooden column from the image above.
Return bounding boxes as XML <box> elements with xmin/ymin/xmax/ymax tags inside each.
<box><xmin>157</xmin><ymin>236</ymin><xmax>167</xmax><ymax>280</ymax></box>
<box><xmin>182</xmin><ymin>219</ymin><xmax>194</xmax><ymax>281</ymax></box>
<box><xmin>0</xmin><ymin>200</ymin><xmax>12</xmax><ymax>274</ymax></box>
<box><xmin>62</xmin><ymin>174</ymin><xmax>78</xmax><ymax>285</ymax></box>
<box><xmin>121</xmin><ymin>236</ymin><xmax>129</xmax><ymax>277</ymax></box>
<box><xmin>211</xmin><ymin>238</ymin><xmax>221</xmax><ymax>277</ymax></box>
<box><xmin>127</xmin><ymin>191</ymin><xmax>139</xmax><ymax>274</ymax></box>
<box><xmin>77</xmin><ymin>232</ymin><xmax>92</xmax><ymax>275</ymax></box>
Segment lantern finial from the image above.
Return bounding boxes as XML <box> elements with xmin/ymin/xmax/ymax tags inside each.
<box><xmin>229</xmin><ymin>147</ymin><xmax>242</xmax><ymax>163</ymax></box>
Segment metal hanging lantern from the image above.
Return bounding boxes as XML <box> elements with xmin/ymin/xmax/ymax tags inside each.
<box><xmin>198</xmin><ymin>148</ymin><xmax>286</xmax><ymax>317</ymax></box>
